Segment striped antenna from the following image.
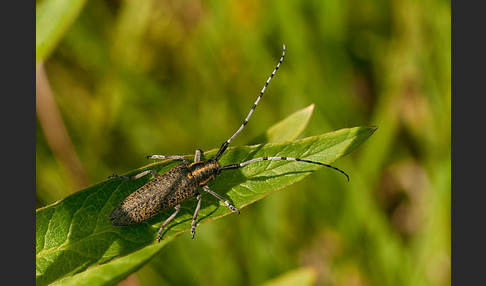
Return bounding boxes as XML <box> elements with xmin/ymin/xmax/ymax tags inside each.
<box><xmin>220</xmin><ymin>156</ymin><xmax>350</xmax><ymax>181</ymax></box>
<box><xmin>214</xmin><ymin>44</ymin><xmax>286</xmax><ymax>160</ymax></box>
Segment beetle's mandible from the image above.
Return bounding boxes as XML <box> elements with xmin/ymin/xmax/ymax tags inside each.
<box><xmin>108</xmin><ymin>45</ymin><xmax>349</xmax><ymax>242</ymax></box>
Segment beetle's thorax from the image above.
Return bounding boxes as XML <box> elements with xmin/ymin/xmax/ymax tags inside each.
<box><xmin>188</xmin><ymin>159</ymin><xmax>221</xmax><ymax>186</ymax></box>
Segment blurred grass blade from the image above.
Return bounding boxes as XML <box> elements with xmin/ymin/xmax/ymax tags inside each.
<box><xmin>54</xmin><ymin>239</ymin><xmax>172</xmax><ymax>286</ymax></box>
<box><xmin>36</xmin><ymin>0</ymin><xmax>87</xmax><ymax>63</ymax></box>
<box><xmin>249</xmin><ymin>104</ymin><xmax>315</xmax><ymax>144</ymax></box>
<box><xmin>262</xmin><ymin>267</ymin><xmax>317</xmax><ymax>286</ymax></box>
<box><xmin>36</xmin><ymin>126</ymin><xmax>376</xmax><ymax>285</ymax></box>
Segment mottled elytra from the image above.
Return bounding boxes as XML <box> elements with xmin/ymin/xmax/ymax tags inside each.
<box><xmin>109</xmin><ymin>45</ymin><xmax>349</xmax><ymax>242</ymax></box>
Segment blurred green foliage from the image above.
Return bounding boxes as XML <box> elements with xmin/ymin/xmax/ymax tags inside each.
<box><xmin>36</xmin><ymin>0</ymin><xmax>450</xmax><ymax>285</ymax></box>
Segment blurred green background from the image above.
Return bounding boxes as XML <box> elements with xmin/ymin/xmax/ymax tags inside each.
<box><xmin>36</xmin><ymin>0</ymin><xmax>450</xmax><ymax>285</ymax></box>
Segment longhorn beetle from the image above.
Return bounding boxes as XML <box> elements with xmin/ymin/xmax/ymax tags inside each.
<box><xmin>108</xmin><ymin>45</ymin><xmax>349</xmax><ymax>242</ymax></box>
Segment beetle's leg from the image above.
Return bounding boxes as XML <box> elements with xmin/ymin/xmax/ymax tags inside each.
<box><xmin>108</xmin><ymin>170</ymin><xmax>159</xmax><ymax>180</ymax></box>
<box><xmin>147</xmin><ymin>155</ymin><xmax>189</xmax><ymax>164</ymax></box>
<box><xmin>202</xmin><ymin>185</ymin><xmax>240</xmax><ymax>214</ymax></box>
<box><xmin>157</xmin><ymin>204</ymin><xmax>181</xmax><ymax>242</ymax></box>
<box><xmin>194</xmin><ymin>149</ymin><xmax>203</xmax><ymax>162</ymax></box>
<box><xmin>191</xmin><ymin>193</ymin><xmax>202</xmax><ymax>239</ymax></box>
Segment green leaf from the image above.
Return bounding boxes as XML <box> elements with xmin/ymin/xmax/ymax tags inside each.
<box><xmin>36</xmin><ymin>126</ymin><xmax>376</xmax><ymax>285</ymax></box>
<box><xmin>53</xmin><ymin>239</ymin><xmax>172</xmax><ymax>286</ymax></box>
<box><xmin>249</xmin><ymin>104</ymin><xmax>314</xmax><ymax>144</ymax></box>
<box><xmin>36</xmin><ymin>0</ymin><xmax>87</xmax><ymax>64</ymax></box>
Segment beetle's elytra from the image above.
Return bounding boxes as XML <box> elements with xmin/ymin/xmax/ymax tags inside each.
<box><xmin>109</xmin><ymin>45</ymin><xmax>349</xmax><ymax>242</ymax></box>
<box><xmin>110</xmin><ymin>160</ymin><xmax>220</xmax><ymax>226</ymax></box>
